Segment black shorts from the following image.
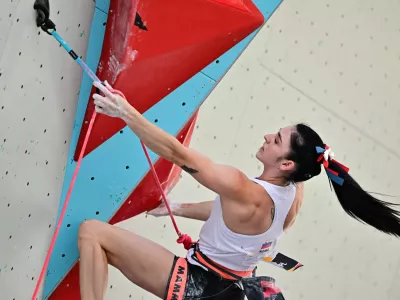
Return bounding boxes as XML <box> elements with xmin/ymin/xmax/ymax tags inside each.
<box><xmin>163</xmin><ymin>256</ymin><xmax>285</xmax><ymax>300</ymax></box>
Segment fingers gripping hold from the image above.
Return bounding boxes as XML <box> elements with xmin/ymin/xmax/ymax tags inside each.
<box><xmin>92</xmin><ymin>81</ymin><xmax>127</xmax><ymax>118</ymax></box>
<box><xmin>94</xmin><ymin>80</ymin><xmax>116</xmax><ymax>98</ymax></box>
<box><xmin>93</xmin><ymin>81</ymin><xmax>106</xmax><ymax>110</ymax></box>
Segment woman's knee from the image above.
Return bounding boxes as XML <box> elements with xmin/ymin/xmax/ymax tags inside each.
<box><xmin>78</xmin><ymin>219</ymin><xmax>104</xmax><ymax>246</ymax></box>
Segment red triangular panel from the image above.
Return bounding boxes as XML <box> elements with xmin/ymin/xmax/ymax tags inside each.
<box><xmin>73</xmin><ymin>0</ymin><xmax>263</xmax><ymax>160</ymax></box>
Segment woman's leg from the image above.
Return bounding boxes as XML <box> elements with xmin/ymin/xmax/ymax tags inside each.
<box><xmin>77</xmin><ymin>219</ymin><xmax>176</xmax><ymax>300</ymax></box>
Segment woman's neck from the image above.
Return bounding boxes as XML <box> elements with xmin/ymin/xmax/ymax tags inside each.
<box><xmin>256</xmin><ymin>171</ymin><xmax>289</xmax><ymax>187</ymax></box>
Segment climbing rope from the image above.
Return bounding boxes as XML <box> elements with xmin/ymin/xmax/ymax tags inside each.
<box><xmin>140</xmin><ymin>139</ymin><xmax>195</xmax><ymax>249</ymax></box>
<box><xmin>31</xmin><ymin>3</ymin><xmax>194</xmax><ymax>299</ymax></box>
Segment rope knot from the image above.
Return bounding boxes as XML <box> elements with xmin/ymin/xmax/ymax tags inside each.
<box><xmin>177</xmin><ymin>234</ymin><xmax>195</xmax><ymax>250</ymax></box>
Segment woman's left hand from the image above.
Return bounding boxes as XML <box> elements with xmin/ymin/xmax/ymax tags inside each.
<box><xmin>92</xmin><ymin>80</ymin><xmax>130</xmax><ymax>118</ymax></box>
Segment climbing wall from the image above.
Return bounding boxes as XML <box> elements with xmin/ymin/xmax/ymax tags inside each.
<box><xmin>1</xmin><ymin>0</ymin><xmax>277</xmax><ymax>299</ymax></box>
<box><xmin>0</xmin><ymin>0</ymin><xmax>97</xmax><ymax>299</ymax></box>
<box><xmin>1</xmin><ymin>1</ymin><xmax>400</xmax><ymax>300</ymax></box>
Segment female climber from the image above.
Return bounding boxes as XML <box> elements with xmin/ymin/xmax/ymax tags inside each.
<box><xmin>77</xmin><ymin>80</ymin><xmax>400</xmax><ymax>300</ymax></box>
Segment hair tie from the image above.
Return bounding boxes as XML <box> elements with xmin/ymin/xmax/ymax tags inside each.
<box><xmin>316</xmin><ymin>145</ymin><xmax>349</xmax><ymax>185</ymax></box>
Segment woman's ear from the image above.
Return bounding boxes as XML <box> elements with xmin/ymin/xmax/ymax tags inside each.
<box><xmin>279</xmin><ymin>159</ymin><xmax>295</xmax><ymax>172</ymax></box>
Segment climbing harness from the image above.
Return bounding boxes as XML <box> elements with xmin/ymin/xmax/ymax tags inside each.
<box><xmin>31</xmin><ymin>2</ymin><xmax>194</xmax><ymax>299</ymax></box>
<box><xmin>162</xmin><ymin>243</ymin><xmax>285</xmax><ymax>300</ymax></box>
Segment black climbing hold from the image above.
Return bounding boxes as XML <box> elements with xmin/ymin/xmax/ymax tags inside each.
<box><xmin>134</xmin><ymin>13</ymin><xmax>148</xmax><ymax>31</ymax></box>
<box><xmin>33</xmin><ymin>0</ymin><xmax>50</xmax><ymax>27</ymax></box>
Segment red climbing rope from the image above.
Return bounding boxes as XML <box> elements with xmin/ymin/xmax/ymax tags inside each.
<box><xmin>31</xmin><ymin>86</ymin><xmax>194</xmax><ymax>300</ymax></box>
<box><xmin>31</xmin><ymin>110</ymin><xmax>98</xmax><ymax>300</ymax></box>
<box><xmin>114</xmin><ymin>87</ymin><xmax>195</xmax><ymax>250</ymax></box>
<box><xmin>139</xmin><ymin>141</ymin><xmax>195</xmax><ymax>250</ymax></box>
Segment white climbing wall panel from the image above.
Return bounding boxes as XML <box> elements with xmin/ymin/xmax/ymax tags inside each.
<box><xmin>0</xmin><ymin>0</ymin><xmax>95</xmax><ymax>299</ymax></box>
<box><xmin>1</xmin><ymin>1</ymin><xmax>400</xmax><ymax>300</ymax></box>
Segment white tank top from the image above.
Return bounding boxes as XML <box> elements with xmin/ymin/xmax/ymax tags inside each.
<box><xmin>186</xmin><ymin>178</ymin><xmax>297</xmax><ymax>271</ymax></box>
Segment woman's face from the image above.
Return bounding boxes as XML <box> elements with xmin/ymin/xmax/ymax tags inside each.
<box><xmin>256</xmin><ymin>126</ymin><xmax>296</xmax><ymax>173</ymax></box>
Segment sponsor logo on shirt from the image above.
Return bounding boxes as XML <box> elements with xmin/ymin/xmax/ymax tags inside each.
<box><xmin>260</xmin><ymin>241</ymin><xmax>272</xmax><ymax>253</ymax></box>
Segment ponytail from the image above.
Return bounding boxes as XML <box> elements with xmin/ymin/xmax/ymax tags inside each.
<box><xmin>289</xmin><ymin>124</ymin><xmax>400</xmax><ymax>237</ymax></box>
<box><xmin>317</xmin><ymin>145</ymin><xmax>400</xmax><ymax>237</ymax></box>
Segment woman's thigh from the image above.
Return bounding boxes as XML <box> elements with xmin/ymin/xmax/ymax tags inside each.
<box><xmin>79</xmin><ymin>219</ymin><xmax>176</xmax><ymax>298</ymax></box>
